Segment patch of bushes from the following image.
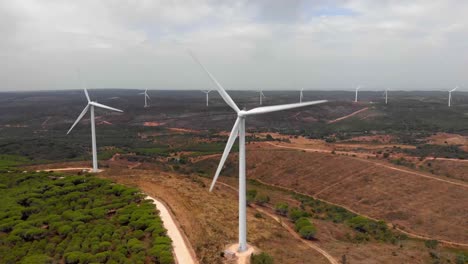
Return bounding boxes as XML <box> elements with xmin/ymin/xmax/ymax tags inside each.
<box><xmin>0</xmin><ymin>171</ymin><xmax>174</xmax><ymax>263</ymax></box>
<box><xmin>251</xmin><ymin>252</ymin><xmax>274</xmax><ymax>264</ymax></box>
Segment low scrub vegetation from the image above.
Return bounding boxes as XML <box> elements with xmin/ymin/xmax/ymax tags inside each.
<box><xmin>293</xmin><ymin>194</ymin><xmax>402</xmax><ymax>244</ymax></box>
<box><xmin>0</xmin><ymin>171</ymin><xmax>174</xmax><ymax>264</ymax></box>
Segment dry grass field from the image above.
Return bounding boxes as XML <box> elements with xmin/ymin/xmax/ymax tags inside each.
<box><xmin>243</xmin><ymin>143</ymin><xmax>468</xmax><ymax>245</ymax></box>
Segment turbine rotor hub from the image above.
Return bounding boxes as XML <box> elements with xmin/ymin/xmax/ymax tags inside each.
<box><xmin>238</xmin><ymin>110</ymin><xmax>247</xmax><ymax>117</ymax></box>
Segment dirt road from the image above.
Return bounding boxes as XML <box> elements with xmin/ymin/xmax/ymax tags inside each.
<box><xmin>146</xmin><ymin>196</ymin><xmax>198</xmax><ymax>264</ymax></box>
<box><xmin>328</xmin><ymin>107</ymin><xmax>369</xmax><ymax>124</ymax></box>
<box><xmin>217</xmin><ymin>182</ymin><xmax>339</xmax><ymax>264</ymax></box>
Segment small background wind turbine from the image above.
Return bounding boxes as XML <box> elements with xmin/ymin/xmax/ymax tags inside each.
<box><xmin>138</xmin><ymin>88</ymin><xmax>151</xmax><ymax>108</ymax></box>
<box><xmin>384</xmin><ymin>89</ymin><xmax>388</xmax><ymax>104</ymax></box>
<box><xmin>354</xmin><ymin>85</ymin><xmax>361</xmax><ymax>102</ymax></box>
<box><xmin>299</xmin><ymin>88</ymin><xmax>304</xmax><ymax>103</ymax></box>
<box><xmin>202</xmin><ymin>90</ymin><xmax>212</xmax><ymax>106</ymax></box>
<box><xmin>189</xmin><ymin>51</ymin><xmax>327</xmax><ymax>253</ymax></box>
<box><xmin>259</xmin><ymin>90</ymin><xmax>266</xmax><ymax>105</ymax></box>
<box><xmin>448</xmin><ymin>86</ymin><xmax>458</xmax><ymax>107</ymax></box>
<box><xmin>67</xmin><ymin>87</ymin><xmax>123</xmax><ymax>172</ymax></box>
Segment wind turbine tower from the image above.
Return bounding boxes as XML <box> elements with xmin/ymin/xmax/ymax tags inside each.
<box><xmin>355</xmin><ymin>85</ymin><xmax>361</xmax><ymax>102</ymax></box>
<box><xmin>189</xmin><ymin>51</ymin><xmax>328</xmax><ymax>253</ymax></box>
<box><xmin>259</xmin><ymin>90</ymin><xmax>265</xmax><ymax>105</ymax></box>
<box><xmin>385</xmin><ymin>89</ymin><xmax>388</xmax><ymax>104</ymax></box>
<box><xmin>67</xmin><ymin>88</ymin><xmax>123</xmax><ymax>172</ymax></box>
<box><xmin>139</xmin><ymin>88</ymin><xmax>151</xmax><ymax>108</ymax></box>
<box><xmin>299</xmin><ymin>88</ymin><xmax>304</xmax><ymax>103</ymax></box>
<box><xmin>202</xmin><ymin>90</ymin><xmax>212</xmax><ymax>106</ymax></box>
<box><xmin>448</xmin><ymin>86</ymin><xmax>458</xmax><ymax>107</ymax></box>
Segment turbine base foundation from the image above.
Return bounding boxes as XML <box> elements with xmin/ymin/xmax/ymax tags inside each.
<box><xmin>223</xmin><ymin>244</ymin><xmax>257</xmax><ymax>263</ymax></box>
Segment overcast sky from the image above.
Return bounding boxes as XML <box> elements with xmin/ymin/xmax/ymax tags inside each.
<box><xmin>1</xmin><ymin>0</ymin><xmax>467</xmax><ymax>91</ymax></box>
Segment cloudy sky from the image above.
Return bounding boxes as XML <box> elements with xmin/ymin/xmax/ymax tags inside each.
<box><xmin>1</xmin><ymin>0</ymin><xmax>467</xmax><ymax>91</ymax></box>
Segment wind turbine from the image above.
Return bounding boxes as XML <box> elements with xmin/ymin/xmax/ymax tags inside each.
<box><xmin>139</xmin><ymin>88</ymin><xmax>151</xmax><ymax>108</ymax></box>
<box><xmin>354</xmin><ymin>85</ymin><xmax>361</xmax><ymax>102</ymax></box>
<box><xmin>67</xmin><ymin>88</ymin><xmax>123</xmax><ymax>172</ymax></box>
<box><xmin>299</xmin><ymin>88</ymin><xmax>304</xmax><ymax>103</ymax></box>
<box><xmin>202</xmin><ymin>90</ymin><xmax>212</xmax><ymax>106</ymax></box>
<box><xmin>189</xmin><ymin>51</ymin><xmax>327</xmax><ymax>253</ymax></box>
<box><xmin>384</xmin><ymin>89</ymin><xmax>388</xmax><ymax>104</ymax></box>
<box><xmin>448</xmin><ymin>86</ymin><xmax>458</xmax><ymax>107</ymax></box>
<box><xmin>259</xmin><ymin>90</ymin><xmax>266</xmax><ymax>105</ymax></box>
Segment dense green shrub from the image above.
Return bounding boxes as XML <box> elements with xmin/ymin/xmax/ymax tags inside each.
<box><xmin>298</xmin><ymin>225</ymin><xmax>317</xmax><ymax>240</ymax></box>
<box><xmin>274</xmin><ymin>202</ymin><xmax>289</xmax><ymax>216</ymax></box>
<box><xmin>0</xmin><ymin>171</ymin><xmax>174</xmax><ymax>263</ymax></box>
<box><xmin>251</xmin><ymin>252</ymin><xmax>274</xmax><ymax>264</ymax></box>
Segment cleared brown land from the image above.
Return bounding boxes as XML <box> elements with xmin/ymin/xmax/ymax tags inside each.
<box><xmin>99</xmin><ymin>166</ymin><xmax>330</xmax><ymax>264</ymax></box>
<box><xmin>246</xmin><ymin>145</ymin><xmax>468</xmax><ymax>245</ymax></box>
<box><xmin>422</xmin><ymin>159</ymin><xmax>468</xmax><ymax>182</ymax></box>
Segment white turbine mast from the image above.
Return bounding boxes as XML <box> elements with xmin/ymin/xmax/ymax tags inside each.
<box><xmin>67</xmin><ymin>83</ymin><xmax>123</xmax><ymax>173</ymax></box>
<box><xmin>259</xmin><ymin>90</ymin><xmax>266</xmax><ymax>105</ymax></box>
<box><xmin>202</xmin><ymin>90</ymin><xmax>212</xmax><ymax>106</ymax></box>
<box><xmin>384</xmin><ymin>89</ymin><xmax>388</xmax><ymax>104</ymax></box>
<box><xmin>189</xmin><ymin>51</ymin><xmax>328</xmax><ymax>253</ymax></box>
<box><xmin>354</xmin><ymin>85</ymin><xmax>361</xmax><ymax>102</ymax></box>
<box><xmin>448</xmin><ymin>86</ymin><xmax>458</xmax><ymax>107</ymax></box>
<box><xmin>300</xmin><ymin>88</ymin><xmax>304</xmax><ymax>103</ymax></box>
<box><xmin>138</xmin><ymin>88</ymin><xmax>151</xmax><ymax>108</ymax></box>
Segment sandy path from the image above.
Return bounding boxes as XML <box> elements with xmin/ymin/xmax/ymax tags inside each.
<box><xmin>146</xmin><ymin>196</ymin><xmax>197</xmax><ymax>264</ymax></box>
<box><xmin>36</xmin><ymin>167</ymin><xmax>92</xmax><ymax>172</ymax></box>
<box><xmin>328</xmin><ymin>107</ymin><xmax>369</xmax><ymax>124</ymax></box>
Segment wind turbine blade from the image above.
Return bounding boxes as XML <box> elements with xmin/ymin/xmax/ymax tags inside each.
<box><xmin>210</xmin><ymin>117</ymin><xmax>240</xmax><ymax>191</ymax></box>
<box><xmin>84</xmin><ymin>88</ymin><xmax>91</xmax><ymax>102</ymax></box>
<box><xmin>188</xmin><ymin>50</ymin><xmax>240</xmax><ymax>113</ymax></box>
<box><xmin>67</xmin><ymin>104</ymin><xmax>90</xmax><ymax>134</ymax></box>
<box><xmin>245</xmin><ymin>100</ymin><xmax>328</xmax><ymax>116</ymax></box>
<box><xmin>450</xmin><ymin>86</ymin><xmax>458</xmax><ymax>92</ymax></box>
<box><xmin>146</xmin><ymin>94</ymin><xmax>151</xmax><ymax>100</ymax></box>
<box><xmin>90</xmin><ymin>102</ymin><xmax>123</xmax><ymax>112</ymax></box>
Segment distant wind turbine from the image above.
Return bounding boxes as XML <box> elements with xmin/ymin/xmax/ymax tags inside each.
<box><xmin>354</xmin><ymin>85</ymin><xmax>361</xmax><ymax>102</ymax></box>
<box><xmin>189</xmin><ymin>51</ymin><xmax>328</xmax><ymax>253</ymax></box>
<box><xmin>448</xmin><ymin>86</ymin><xmax>458</xmax><ymax>107</ymax></box>
<box><xmin>202</xmin><ymin>90</ymin><xmax>212</xmax><ymax>106</ymax></box>
<box><xmin>138</xmin><ymin>88</ymin><xmax>151</xmax><ymax>108</ymax></box>
<box><xmin>384</xmin><ymin>89</ymin><xmax>388</xmax><ymax>104</ymax></box>
<box><xmin>67</xmin><ymin>87</ymin><xmax>123</xmax><ymax>172</ymax></box>
<box><xmin>299</xmin><ymin>88</ymin><xmax>304</xmax><ymax>103</ymax></box>
<box><xmin>259</xmin><ymin>90</ymin><xmax>266</xmax><ymax>105</ymax></box>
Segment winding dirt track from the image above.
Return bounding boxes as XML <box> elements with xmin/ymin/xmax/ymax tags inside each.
<box><xmin>217</xmin><ymin>182</ymin><xmax>339</xmax><ymax>264</ymax></box>
<box><xmin>327</xmin><ymin>107</ymin><xmax>369</xmax><ymax>124</ymax></box>
<box><xmin>146</xmin><ymin>196</ymin><xmax>198</xmax><ymax>264</ymax></box>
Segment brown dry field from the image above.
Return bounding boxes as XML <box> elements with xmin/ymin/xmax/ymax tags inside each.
<box><xmin>427</xmin><ymin>133</ymin><xmax>468</xmax><ymax>151</ymax></box>
<box><xmin>422</xmin><ymin>159</ymin><xmax>468</xmax><ymax>182</ymax></box>
<box><xmin>245</xmin><ymin>143</ymin><xmax>468</xmax><ymax>245</ymax></box>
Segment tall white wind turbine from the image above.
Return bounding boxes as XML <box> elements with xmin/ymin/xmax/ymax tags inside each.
<box><xmin>354</xmin><ymin>85</ymin><xmax>361</xmax><ymax>102</ymax></box>
<box><xmin>299</xmin><ymin>88</ymin><xmax>304</xmax><ymax>103</ymax></box>
<box><xmin>448</xmin><ymin>86</ymin><xmax>458</xmax><ymax>107</ymax></box>
<box><xmin>202</xmin><ymin>90</ymin><xmax>212</xmax><ymax>106</ymax></box>
<box><xmin>139</xmin><ymin>88</ymin><xmax>151</xmax><ymax>108</ymax></box>
<box><xmin>259</xmin><ymin>90</ymin><xmax>266</xmax><ymax>105</ymax></box>
<box><xmin>67</xmin><ymin>88</ymin><xmax>123</xmax><ymax>172</ymax></box>
<box><xmin>189</xmin><ymin>51</ymin><xmax>328</xmax><ymax>253</ymax></box>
